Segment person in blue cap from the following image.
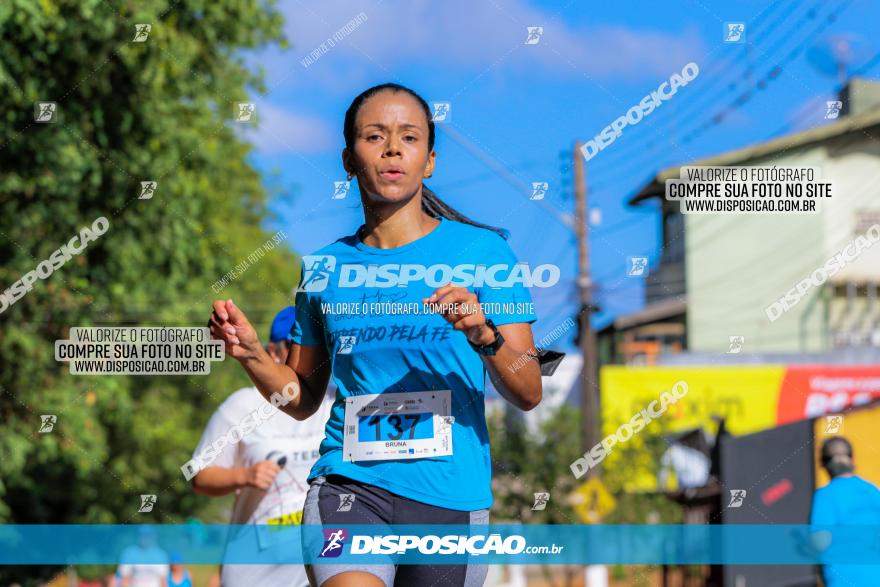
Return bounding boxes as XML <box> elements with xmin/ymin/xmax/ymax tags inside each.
<box><xmin>191</xmin><ymin>306</ymin><xmax>333</xmax><ymax>587</ymax></box>
<box><xmin>268</xmin><ymin>306</ymin><xmax>297</xmax><ymax>359</ymax></box>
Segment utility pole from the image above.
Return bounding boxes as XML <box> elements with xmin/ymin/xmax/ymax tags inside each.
<box><xmin>574</xmin><ymin>142</ymin><xmax>600</xmax><ymax>476</ymax></box>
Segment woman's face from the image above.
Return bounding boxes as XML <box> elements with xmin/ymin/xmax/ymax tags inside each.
<box><xmin>344</xmin><ymin>91</ymin><xmax>435</xmax><ymax>205</ymax></box>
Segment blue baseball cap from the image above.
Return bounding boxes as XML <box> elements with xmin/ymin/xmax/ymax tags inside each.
<box><xmin>269</xmin><ymin>306</ymin><xmax>297</xmax><ymax>343</ymax></box>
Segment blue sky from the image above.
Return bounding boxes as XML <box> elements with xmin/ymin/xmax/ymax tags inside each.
<box><xmin>239</xmin><ymin>0</ymin><xmax>880</xmax><ymax>349</ymax></box>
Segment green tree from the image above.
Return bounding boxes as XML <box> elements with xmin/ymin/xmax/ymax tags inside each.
<box><xmin>0</xmin><ymin>1</ymin><xmax>295</xmax><ymax>583</ymax></box>
<box><xmin>489</xmin><ymin>404</ymin><xmax>583</xmax><ymax>524</ymax></box>
<box><xmin>488</xmin><ymin>404</ymin><xmax>684</xmax><ymax>586</ymax></box>
<box><xmin>602</xmin><ymin>418</ymin><xmax>684</xmax><ymax>524</ymax></box>
<box><xmin>488</xmin><ymin>405</ymin><xmax>585</xmax><ymax>587</ymax></box>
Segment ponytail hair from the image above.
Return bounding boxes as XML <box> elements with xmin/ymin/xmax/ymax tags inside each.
<box><xmin>343</xmin><ymin>83</ymin><xmax>508</xmax><ymax>239</ymax></box>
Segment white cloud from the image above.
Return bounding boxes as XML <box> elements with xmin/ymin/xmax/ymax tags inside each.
<box><xmin>232</xmin><ymin>1</ymin><xmax>707</xmax><ymax>155</ymax></box>
<box><xmin>239</xmin><ymin>101</ymin><xmax>335</xmax><ymax>153</ymax></box>
<box><xmin>257</xmin><ymin>0</ymin><xmax>705</xmax><ymax>89</ymax></box>
<box><xmin>562</xmin><ymin>25</ymin><xmax>704</xmax><ymax>79</ymax></box>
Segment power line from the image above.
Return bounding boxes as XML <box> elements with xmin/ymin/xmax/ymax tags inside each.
<box><xmin>588</xmin><ymin>0</ymin><xmax>856</xmax><ymax>185</ymax></box>
<box><xmin>436</xmin><ymin>124</ymin><xmax>575</xmax><ymax>232</ymax></box>
<box><xmin>761</xmin><ymin>46</ymin><xmax>880</xmax><ymax>141</ymax></box>
<box><xmin>592</xmin><ymin>0</ymin><xmax>809</xmax><ymax>170</ymax></box>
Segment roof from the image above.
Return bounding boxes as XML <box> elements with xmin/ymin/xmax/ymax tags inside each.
<box><xmin>629</xmin><ymin>106</ymin><xmax>880</xmax><ymax>206</ymax></box>
<box><xmin>599</xmin><ymin>296</ymin><xmax>688</xmax><ymax>332</ymax></box>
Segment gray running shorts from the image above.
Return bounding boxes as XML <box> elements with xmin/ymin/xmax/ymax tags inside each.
<box><xmin>302</xmin><ymin>474</ymin><xmax>489</xmax><ymax>587</ymax></box>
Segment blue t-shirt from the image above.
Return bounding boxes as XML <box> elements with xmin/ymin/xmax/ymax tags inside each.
<box><xmin>810</xmin><ymin>475</ymin><xmax>880</xmax><ymax>586</ymax></box>
<box><xmin>291</xmin><ymin>217</ymin><xmax>537</xmax><ymax>510</ymax></box>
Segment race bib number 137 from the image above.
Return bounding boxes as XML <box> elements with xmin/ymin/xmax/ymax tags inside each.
<box><xmin>342</xmin><ymin>390</ymin><xmax>453</xmax><ymax>462</ymax></box>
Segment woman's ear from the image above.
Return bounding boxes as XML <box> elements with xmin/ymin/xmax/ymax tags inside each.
<box><xmin>424</xmin><ymin>149</ymin><xmax>436</xmax><ymax>179</ymax></box>
<box><xmin>341</xmin><ymin>148</ymin><xmax>352</xmax><ymax>175</ymax></box>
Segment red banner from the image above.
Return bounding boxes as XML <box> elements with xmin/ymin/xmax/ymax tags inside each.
<box><xmin>776</xmin><ymin>366</ymin><xmax>880</xmax><ymax>424</ymax></box>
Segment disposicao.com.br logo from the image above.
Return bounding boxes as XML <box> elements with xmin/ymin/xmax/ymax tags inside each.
<box><xmin>347</xmin><ymin>533</ymin><xmax>563</xmax><ymax>556</ymax></box>
<box><xmin>319</xmin><ymin>528</ymin><xmax>348</xmax><ymax>558</ymax></box>
<box><xmin>297</xmin><ymin>255</ymin><xmax>560</xmax><ymax>292</ymax></box>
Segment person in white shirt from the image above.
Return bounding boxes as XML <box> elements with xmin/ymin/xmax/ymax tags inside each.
<box><xmin>191</xmin><ymin>306</ymin><xmax>333</xmax><ymax>587</ymax></box>
<box><xmin>117</xmin><ymin>527</ymin><xmax>169</xmax><ymax>587</ymax></box>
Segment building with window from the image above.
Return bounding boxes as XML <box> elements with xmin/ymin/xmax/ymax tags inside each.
<box><xmin>602</xmin><ymin>77</ymin><xmax>880</xmax><ymax>359</ymax></box>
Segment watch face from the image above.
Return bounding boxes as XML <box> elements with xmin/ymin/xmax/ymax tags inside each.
<box><xmin>490</xmin><ymin>332</ymin><xmax>504</xmax><ymax>353</ymax></box>
<box><xmin>470</xmin><ymin>319</ymin><xmax>504</xmax><ymax>355</ymax></box>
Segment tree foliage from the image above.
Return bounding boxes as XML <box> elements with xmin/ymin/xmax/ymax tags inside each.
<box><xmin>488</xmin><ymin>403</ymin><xmax>684</xmax><ymax>524</ymax></box>
<box><xmin>488</xmin><ymin>405</ymin><xmax>583</xmax><ymax>524</ymax></box>
<box><xmin>0</xmin><ymin>1</ymin><xmax>295</xmax><ymax>581</ymax></box>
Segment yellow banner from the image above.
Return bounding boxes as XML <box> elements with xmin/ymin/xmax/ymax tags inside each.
<box><xmin>598</xmin><ymin>366</ymin><xmax>786</xmax><ymax>492</ymax></box>
<box><xmin>601</xmin><ymin>365</ymin><xmax>786</xmax><ymax>437</ymax></box>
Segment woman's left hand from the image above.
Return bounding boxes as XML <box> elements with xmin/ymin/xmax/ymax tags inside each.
<box><xmin>423</xmin><ymin>285</ymin><xmax>494</xmax><ymax>346</ymax></box>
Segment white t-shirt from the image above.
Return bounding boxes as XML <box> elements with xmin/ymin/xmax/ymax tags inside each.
<box><xmin>117</xmin><ymin>545</ymin><xmax>169</xmax><ymax>587</ymax></box>
<box><xmin>193</xmin><ymin>386</ymin><xmax>333</xmax><ymax>587</ymax></box>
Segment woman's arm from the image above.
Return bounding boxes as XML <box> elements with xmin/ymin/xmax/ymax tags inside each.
<box><xmin>239</xmin><ymin>341</ymin><xmax>330</xmax><ymax>421</ymax></box>
<box><xmin>426</xmin><ymin>286</ymin><xmax>542</xmax><ymax>411</ymax></box>
<box><xmin>210</xmin><ymin>299</ymin><xmax>331</xmax><ymax>420</ymax></box>
<box><xmin>480</xmin><ymin>322</ymin><xmax>542</xmax><ymax>411</ymax></box>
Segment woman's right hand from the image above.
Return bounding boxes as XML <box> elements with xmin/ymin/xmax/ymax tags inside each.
<box><xmin>209</xmin><ymin>299</ymin><xmax>262</xmax><ymax>362</ymax></box>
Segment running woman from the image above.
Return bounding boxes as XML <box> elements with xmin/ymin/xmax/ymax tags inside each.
<box><xmin>209</xmin><ymin>82</ymin><xmax>543</xmax><ymax>587</ymax></box>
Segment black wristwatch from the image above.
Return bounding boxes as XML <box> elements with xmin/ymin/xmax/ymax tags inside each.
<box><xmin>468</xmin><ymin>318</ymin><xmax>505</xmax><ymax>356</ymax></box>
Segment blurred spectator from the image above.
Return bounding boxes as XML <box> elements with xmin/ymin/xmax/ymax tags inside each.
<box><xmin>810</xmin><ymin>436</ymin><xmax>880</xmax><ymax>586</ymax></box>
<box><xmin>117</xmin><ymin>528</ymin><xmax>169</xmax><ymax>587</ymax></box>
<box><xmin>166</xmin><ymin>553</ymin><xmax>192</xmax><ymax>587</ymax></box>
